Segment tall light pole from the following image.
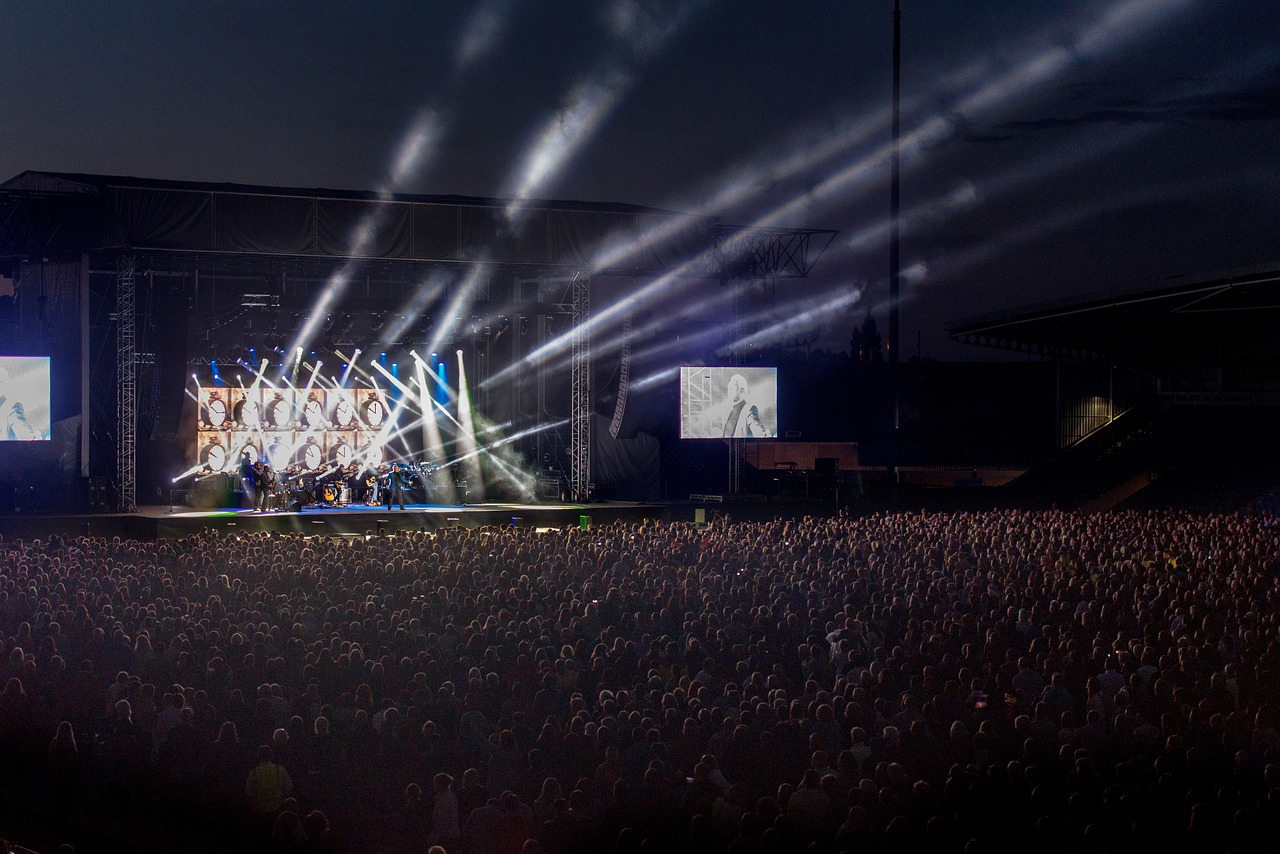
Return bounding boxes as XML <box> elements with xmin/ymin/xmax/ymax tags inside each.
<box><xmin>889</xmin><ymin>0</ymin><xmax>902</xmax><ymax>433</ymax></box>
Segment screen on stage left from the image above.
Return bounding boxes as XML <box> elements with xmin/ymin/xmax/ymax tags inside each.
<box><xmin>0</xmin><ymin>356</ymin><xmax>52</xmax><ymax>441</ymax></box>
<box><xmin>679</xmin><ymin>366</ymin><xmax>778</xmax><ymax>439</ymax></box>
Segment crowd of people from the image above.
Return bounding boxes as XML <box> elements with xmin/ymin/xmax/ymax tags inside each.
<box><xmin>0</xmin><ymin>508</ymin><xmax>1278</xmax><ymax>852</ymax></box>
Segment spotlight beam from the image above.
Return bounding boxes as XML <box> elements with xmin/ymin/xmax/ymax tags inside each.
<box><xmin>486</xmin><ymin>0</ymin><xmax>1197</xmax><ymax>383</ymax></box>
<box><xmin>502</xmin><ymin>0</ymin><xmax>704</xmax><ymax>224</ymax></box>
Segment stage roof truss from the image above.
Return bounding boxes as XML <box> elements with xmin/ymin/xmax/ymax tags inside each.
<box><xmin>1</xmin><ymin>172</ymin><xmax>833</xmax><ymax>284</ymax></box>
<box><xmin>710</xmin><ymin>226</ymin><xmax>836</xmax><ymax>280</ymax></box>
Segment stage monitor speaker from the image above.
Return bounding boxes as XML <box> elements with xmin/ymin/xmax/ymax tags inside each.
<box><xmin>87</xmin><ymin>476</ymin><xmax>112</xmax><ymax>512</ymax></box>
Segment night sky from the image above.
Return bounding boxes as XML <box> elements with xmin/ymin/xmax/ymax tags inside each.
<box><xmin>3</xmin><ymin>0</ymin><xmax>1278</xmax><ymax>359</ymax></box>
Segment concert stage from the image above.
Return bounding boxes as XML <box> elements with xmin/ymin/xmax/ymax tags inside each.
<box><xmin>0</xmin><ymin>500</ymin><xmax>672</xmax><ymax>541</ymax></box>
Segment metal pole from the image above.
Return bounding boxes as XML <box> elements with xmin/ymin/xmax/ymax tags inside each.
<box><xmin>889</xmin><ymin>0</ymin><xmax>902</xmax><ymax>432</ymax></box>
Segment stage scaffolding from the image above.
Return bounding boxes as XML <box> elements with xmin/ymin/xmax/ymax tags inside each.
<box><xmin>116</xmin><ymin>253</ymin><xmax>137</xmax><ymax>512</ymax></box>
<box><xmin>570</xmin><ymin>272</ymin><xmax>590</xmax><ymax>502</ymax></box>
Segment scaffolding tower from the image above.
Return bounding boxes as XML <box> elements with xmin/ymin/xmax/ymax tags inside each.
<box><xmin>569</xmin><ymin>272</ymin><xmax>590</xmax><ymax>502</ymax></box>
<box><xmin>116</xmin><ymin>253</ymin><xmax>137</xmax><ymax>512</ymax></box>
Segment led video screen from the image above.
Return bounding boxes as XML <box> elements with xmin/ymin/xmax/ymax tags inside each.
<box><xmin>194</xmin><ymin>385</ymin><xmax>391</xmax><ymax>473</ymax></box>
<box><xmin>0</xmin><ymin>356</ymin><xmax>51</xmax><ymax>441</ymax></box>
<box><xmin>679</xmin><ymin>366</ymin><xmax>777</xmax><ymax>439</ymax></box>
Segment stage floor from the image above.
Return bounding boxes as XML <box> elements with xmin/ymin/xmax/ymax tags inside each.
<box><xmin>0</xmin><ymin>500</ymin><xmax>672</xmax><ymax>540</ymax></box>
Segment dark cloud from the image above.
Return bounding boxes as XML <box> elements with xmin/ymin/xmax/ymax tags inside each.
<box><xmin>986</xmin><ymin>64</ymin><xmax>1280</xmax><ymax>138</ymax></box>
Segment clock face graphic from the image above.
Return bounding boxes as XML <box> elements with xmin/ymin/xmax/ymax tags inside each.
<box><xmin>303</xmin><ymin>441</ymin><xmax>323</xmax><ymax>470</ymax></box>
<box><xmin>202</xmin><ymin>442</ymin><xmax>226</xmax><ymax>472</ymax></box>
<box><xmin>362</xmin><ymin>398</ymin><xmax>385</xmax><ymax>429</ymax></box>
<box><xmin>267</xmin><ymin>439</ymin><xmax>289</xmax><ymax>469</ymax></box>
<box><xmin>302</xmin><ymin>397</ymin><xmax>325</xmax><ymax>429</ymax></box>
<box><xmin>267</xmin><ymin>396</ymin><xmax>293</xmax><ymax>429</ymax></box>
<box><xmin>205</xmin><ymin>395</ymin><xmax>227</xmax><ymax>428</ymax></box>
<box><xmin>234</xmin><ymin>399</ymin><xmax>261</xmax><ymax>428</ymax></box>
<box><xmin>333</xmin><ymin>442</ymin><xmax>353</xmax><ymax>468</ymax></box>
<box><xmin>333</xmin><ymin>398</ymin><xmax>355</xmax><ymax>428</ymax></box>
<box><xmin>364</xmin><ymin>443</ymin><xmax>384</xmax><ymax>469</ymax></box>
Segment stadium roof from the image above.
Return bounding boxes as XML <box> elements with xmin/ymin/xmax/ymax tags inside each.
<box><xmin>949</xmin><ymin>265</ymin><xmax>1280</xmax><ymax>367</ymax></box>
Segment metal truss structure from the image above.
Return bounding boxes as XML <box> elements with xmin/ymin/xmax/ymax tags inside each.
<box><xmin>116</xmin><ymin>253</ymin><xmax>137</xmax><ymax>512</ymax></box>
<box><xmin>709</xmin><ymin>226</ymin><xmax>836</xmax><ymax>279</ymax></box>
<box><xmin>569</xmin><ymin>272</ymin><xmax>590</xmax><ymax>502</ymax></box>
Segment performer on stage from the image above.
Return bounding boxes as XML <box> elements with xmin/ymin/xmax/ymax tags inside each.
<box><xmin>255</xmin><ymin>463</ymin><xmax>276</xmax><ymax>511</ymax></box>
<box><xmin>240</xmin><ymin>452</ymin><xmax>256</xmax><ymax>504</ymax></box>
<box><xmin>383</xmin><ymin>463</ymin><xmax>408</xmax><ymax>511</ymax></box>
<box><xmin>267</xmin><ymin>464</ymin><xmax>287</xmax><ymax>511</ymax></box>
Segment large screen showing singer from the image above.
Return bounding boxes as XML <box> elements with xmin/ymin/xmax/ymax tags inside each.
<box><xmin>0</xmin><ymin>356</ymin><xmax>51</xmax><ymax>441</ymax></box>
<box><xmin>680</xmin><ymin>366</ymin><xmax>777</xmax><ymax>439</ymax></box>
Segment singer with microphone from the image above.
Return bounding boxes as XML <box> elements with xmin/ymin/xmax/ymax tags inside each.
<box><xmin>715</xmin><ymin>373</ymin><xmax>774</xmax><ymax>438</ymax></box>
